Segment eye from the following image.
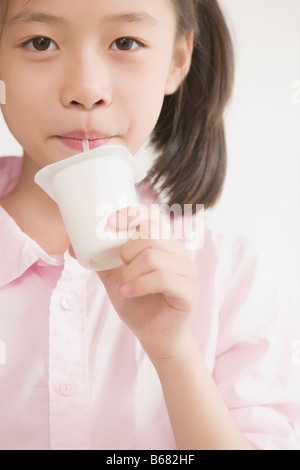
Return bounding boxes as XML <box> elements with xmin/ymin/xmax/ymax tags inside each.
<box><xmin>110</xmin><ymin>37</ymin><xmax>145</xmax><ymax>52</ymax></box>
<box><xmin>22</xmin><ymin>36</ymin><xmax>57</xmax><ymax>52</ymax></box>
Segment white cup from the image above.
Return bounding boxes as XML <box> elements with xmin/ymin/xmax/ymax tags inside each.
<box><xmin>34</xmin><ymin>145</ymin><xmax>146</xmax><ymax>270</ymax></box>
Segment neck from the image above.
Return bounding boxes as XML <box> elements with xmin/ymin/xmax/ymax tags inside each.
<box><xmin>0</xmin><ymin>154</ymin><xmax>70</xmax><ymax>256</ymax></box>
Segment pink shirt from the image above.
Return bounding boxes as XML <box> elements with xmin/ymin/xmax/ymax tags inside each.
<box><xmin>0</xmin><ymin>156</ymin><xmax>299</xmax><ymax>450</ymax></box>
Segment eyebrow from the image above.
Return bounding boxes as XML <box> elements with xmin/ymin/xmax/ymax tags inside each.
<box><xmin>105</xmin><ymin>12</ymin><xmax>160</xmax><ymax>27</ymax></box>
<box><xmin>6</xmin><ymin>12</ymin><xmax>67</xmax><ymax>28</ymax></box>
<box><xmin>6</xmin><ymin>10</ymin><xmax>160</xmax><ymax>29</ymax></box>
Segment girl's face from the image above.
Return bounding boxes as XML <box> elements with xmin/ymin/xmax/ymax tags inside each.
<box><xmin>0</xmin><ymin>0</ymin><xmax>192</xmax><ymax>167</ymax></box>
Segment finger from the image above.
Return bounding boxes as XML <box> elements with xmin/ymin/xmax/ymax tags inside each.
<box><xmin>107</xmin><ymin>204</ymin><xmax>190</xmax><ymax>266</ymax></box>
<box><xmin>120</xmin><ymin>236</ymin><xmax>190</xmax><ymax>266</ymax></box>
<box><xmin>118</xmin><ymin>269</ymin><xmax>198</xmax><ymax>312</ymax></box>
<box><xmin>120</xmin><ymin>247</ymin><xmax>198</xmax><ymax>286</ymax></box>
<box><xmin>107</xmin><ymin>204</ymin><xmax>170</xmax><ymax>238</ymax></box>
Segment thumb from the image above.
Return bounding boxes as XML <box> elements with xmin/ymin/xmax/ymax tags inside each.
<box><xmin>96</xmin><ymin>264</ymin><xmax>124</xmax><ymax>285</ymax></box>
<box><xmin>96</xmin><ymin>266</ymin><xmax>125</xmax><ymax>307</ymax></box>
<box><xmin>68</xmin><ymin>243</ymin><xmax>123</xmax><ymax>290</ymax></box>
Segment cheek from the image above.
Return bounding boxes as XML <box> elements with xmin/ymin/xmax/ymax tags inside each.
<box><xmin>4</xmin><ymin>72</ymin><xmax>39</xmax><ymax>116</ymax></box>
<box><xmin>124</xmin><ymin>85</ymin><xmax>165</xmax><ymax>154</ymax></box>
<box><xmin>118</xmin><ymin>66</ymin><xmax>170</xmax><ymax>152</ymax></box>
<box><xmin>1</xmin><ymin>71</ymin><xmax>46</xmax><ymax>156</ymax></box>
<box><xmin>132</xmin><ymin>78</ymin><xmax>165</xmax><ymax>120</ymax></box>
<box><xmin>2</xmin><ymin>66</ymin><xmax>48</xmax><ymax>122</ymax></box>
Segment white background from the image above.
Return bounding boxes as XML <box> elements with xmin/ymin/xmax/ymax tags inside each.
<box><xmin>0</xmin><ymin>0</ymin><xmax>299</xmax><ymax>324</ymax></box>
<box><xmin>216</xmin><ymin>0</ymin><xmax>300</xmax><ymax>327</ymax></box>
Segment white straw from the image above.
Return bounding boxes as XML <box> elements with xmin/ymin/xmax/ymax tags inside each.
<box><xmin>82</xmin><ymin>139</ymin><xmax>90</xmax><ymax>152</ymax></box>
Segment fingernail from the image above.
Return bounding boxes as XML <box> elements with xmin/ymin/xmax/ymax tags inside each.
<box><xmin>118</xmin><ymin>283</ymin><xmax>132</xmax><ymax>297</ymax></box>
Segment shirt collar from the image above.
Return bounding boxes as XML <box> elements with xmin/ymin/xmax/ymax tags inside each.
<box><xmin>0</xmin><ymin>206</ymin><xmax>64</xmax><ymax>287</ymax></box>
<box><xmin>0</xmin><ymin>177</ymin><xmax>204</xmax><ymax>288</ymax></box>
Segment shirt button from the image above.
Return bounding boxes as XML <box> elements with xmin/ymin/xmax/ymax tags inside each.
<box><xmin>60</xmin><ymin>296</ymin><xmax>74</xmax><ymax>311</ymax></box>
<box><xmin>59</xmin><ymin>379</ymin><xmax>78</xmax><ymax>397</ymax></box>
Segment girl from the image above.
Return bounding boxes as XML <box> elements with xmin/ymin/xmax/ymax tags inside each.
<box><xmin>0</xmin><ymin>0</ymin><xmax>298</xmax><ymax>450</ymax></box>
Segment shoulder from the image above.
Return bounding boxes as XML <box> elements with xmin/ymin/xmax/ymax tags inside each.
<box><xmin>193</xmin><ymin>217</ymin><xmax>258</xmax><ymax>287</ymax></box>
<box><xmin>0</xmin><ymin>156</ymin><xmax>23</xmax><ymax>198</ymax></box>
<box><xmin>191</xmin><ymin>215</ymin><xmax>274</xmax><ymax>333</ymax></box>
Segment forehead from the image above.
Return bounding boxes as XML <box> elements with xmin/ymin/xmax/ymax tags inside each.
<box><xmin>5</xmin><ymin>0</ymin><xmax>176</xmax><ymax>25</ymax></box>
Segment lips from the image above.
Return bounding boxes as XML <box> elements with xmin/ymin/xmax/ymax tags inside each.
<box><xmin>57</xmin><ymin>130</ymin><xmax>113</xmax><ymax>151</ymax></box>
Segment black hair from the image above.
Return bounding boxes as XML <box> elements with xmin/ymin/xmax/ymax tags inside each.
<box><xmin>149</xmin><ymin>0</ymin><xmax>235</xmax><ymax>212</ymax></box>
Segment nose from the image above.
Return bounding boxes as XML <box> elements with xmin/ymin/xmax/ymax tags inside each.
<box><xmin>60</xmin><ymin>50</ymin><xmax>112</xmax><ymax>111</ymax></box>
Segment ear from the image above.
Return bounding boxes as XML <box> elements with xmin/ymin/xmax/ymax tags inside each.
<box><xmin>165</xmin><ymin>31</ymin><xmax>194</xmax><ymax>96</ymax></box>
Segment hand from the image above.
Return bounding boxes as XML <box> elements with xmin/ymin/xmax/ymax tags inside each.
<box><xmin>96</xmin><ymin>205</ymin><xmax>200</xmax><ymax>367</ymax></box>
